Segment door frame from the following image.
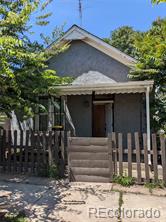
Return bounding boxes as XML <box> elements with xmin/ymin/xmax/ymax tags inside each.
<box><xmin>92</xmin><ymin>93</ymin><xmax>114</xmax><ymax>137</ymax></box>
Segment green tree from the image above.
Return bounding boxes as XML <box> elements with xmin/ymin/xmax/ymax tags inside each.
<box><xmin>104</xmin><ymin>26</ymin><xmax>139</xmax><ymax>58</ymax></box>
<box><xmin>129</xmin><ymin>18</ymin><xmax>166</xmax><ymax>131</ymax></box>
<box><xmin>0</xmin><ymin>0</ymin><xmax>67</xmax><ymax>120</ymax></box>
<box><xmin>151</xmin><ymin>0</ymin><xmax>166</xmax><ymax>4</ymax></box>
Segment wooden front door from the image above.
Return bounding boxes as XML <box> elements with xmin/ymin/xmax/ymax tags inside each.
<box><xmin>93</xmin><ymin>105</ymin><xmax>106</xmax><ymax>137</ymax></box>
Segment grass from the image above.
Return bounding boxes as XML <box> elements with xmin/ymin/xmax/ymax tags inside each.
<box><xmin>47</xmin><ymin>163</ymin><xmax>59</xmax><ymax>178</ymax></box>
<box><xmin>37</xmin><ymin>163</ymin><xmax>60</xmax><ymax>178</ymax></box>
<box><xmin>113</xmin><ymin>174</ymin><xmax>135</xmax><ymax>187</ymax></box>
<box><xmin>145</xmin><ymin>180</ymin><xmax>165</xmax><ymax>193</ymax></box>
<box><xmin>117</xmin><ymin>191</ymin><xmax>124</xmax><ymax>222</ymax></box>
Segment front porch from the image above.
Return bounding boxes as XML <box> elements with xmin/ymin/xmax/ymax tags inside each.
<box><xmin>57</xmin><ymin>80</ymin><xmax>153</xmax><ymax>150</ymax></box>
<box><xmin>67</xmin><ymin>93</ymin><xmax>144</xmax><ymax>138</ymax></box>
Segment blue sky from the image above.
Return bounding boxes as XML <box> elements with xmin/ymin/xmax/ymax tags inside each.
<box><xmin>31</xmin><ymin>0</ymin><xmax>166</xmax><ymax>41</ymax></box>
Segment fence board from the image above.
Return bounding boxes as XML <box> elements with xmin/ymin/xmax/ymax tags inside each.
<box><xmin>112</xmin><ymin>132</ymin><xmax>117</xmax><ymax>174</ymax></box>
<box><xmin>160</xmin><ymin>134</ymin><xmax>166</xmax><ymax>185</ymax></box>
<box><xmin>42</xmin><ymin>132</ymin><xmax>47</xmax><ymax>165</ymax></box>
<box><xmin>143</xmin><ymin>133</ymin><xmax>150</xmax><ymax>182</ymax></box>
<box><xmin>7</xmin><ymin>130</ymin><xmax>12</xmax><ymax>172</ymax></box>
<box><xmin>48</xmin><ymin>131</ymin><xmax>53</xmax><ymax>166</ymax></box>
<box><xmin>118</xmin><ymin>133</ymin><xmax>123</xmax><ymax>176</ymax></box>
<box><xmin>25</xmin><ymin>130</ymin><xmax>29</xmax><ymax>172</ymax></box>
<box><xmin>152</xmin><ymin>134</ymin><xmax>158</xmax><ymax>182</ymax></box>
<box><xmin>135</xmin><ymin>132</ymin><xmax>142</xmax><ymax>184</ymax></box>
<box><xmin>19</xmin><ymin>131</ymin><xmax>23</xmax><ymax>173</ymax></box>
<box><xmin>2</xmin><ymin>130</ymin><xmax>6</xmax><ymax>172</ymax></box>
<box><xmin>108</xmin><ymin>133</ymin><xmax>113</xmax><ymax>181</ymax></box>
<box><xmin>0</xmin><ymin>130</ymin><xmax>3</xmax><ymax>164</ymax></box>
<box><xmin>31</xmin><ymin>133</ymin><xmax>35</xmax><ymax>173</ymax></box>
<box><xmin>67</xmin><ymin>133</ymin><xmax>72</xmax><ymax>181</ymax></box>
<box><xmin>13</xmin><ymin>130</ymin><xmax>17</xmax><ymax>172</ymax></box>
<box><xmin>36</xmin><ymin>133</ymin><xmax>41</xmax><ymax>172</ymax></box>
<box><xmin>127</xmin><ymin>133</ymin><xmax>132</xmax><ymax>177</ymax></box>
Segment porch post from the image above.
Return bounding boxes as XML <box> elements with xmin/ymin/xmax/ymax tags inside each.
<box><xmin>146</xmin><ymin>86</ymin><xmax>151</xmax><ymax>165</ymax></box>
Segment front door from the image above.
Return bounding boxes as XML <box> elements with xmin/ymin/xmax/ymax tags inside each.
<box><xmin>93</xmin><ymin>105</ymin><xmax>106</xmax><ymax>137</ymax></box>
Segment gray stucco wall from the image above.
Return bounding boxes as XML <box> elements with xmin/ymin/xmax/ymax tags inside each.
<box><xmin>114</xmin><ymin>94</ymin><xmax>145</xmax><ymax>134</ymax></box>
<box><xmin>67</xmin><ymin>95</ymin><xmax>92</xmax><ymax>137</ymax></box>
<box><xmin>48</xmin><ymin>40</ymin><xmax>130</xmax><ymax>82</ymax></box>
<box><xmin>114</xmin><ymin>93</ymin><xmax>146</xmax><ymax>148</ymax></box>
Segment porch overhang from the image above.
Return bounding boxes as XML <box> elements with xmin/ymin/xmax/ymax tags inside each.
<box><xmin>56</xmin><ymin>80</ymin><xmax>154</xmax><ymax>96</ymax></box>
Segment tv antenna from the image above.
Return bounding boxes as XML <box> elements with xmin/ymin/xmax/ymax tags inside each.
<box><xmin>78</xmin><ymin>0</ymin><xmax>83</xmax><ymax>26</ymax></box>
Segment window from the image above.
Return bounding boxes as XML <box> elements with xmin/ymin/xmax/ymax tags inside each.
<box><xmin>36</xmin><ymin>96</ymin><xmax>64</xmax><ymax>131</ymax></box>
<box><xmin>39</xmin><ymin>97</ymin><xmax>49</xmax><ymax>131</ymax></box>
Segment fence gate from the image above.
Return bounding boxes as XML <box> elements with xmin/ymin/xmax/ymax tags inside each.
<box><xmin>68</xmin><ymin>137</ymin><xmax>113</xmax><ymax>182</ymax></box>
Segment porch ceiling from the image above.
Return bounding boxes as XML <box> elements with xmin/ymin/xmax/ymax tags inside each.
<box><xmin>56</xmin><ymin>80</ymin><xmax>154</xmax><ymax>96</ymax></box>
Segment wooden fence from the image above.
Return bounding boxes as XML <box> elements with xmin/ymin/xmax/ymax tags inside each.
<box><xmin>0</xmin><ymin>130</ymin><xmax>65</xmax><ymax>176</ymax></box>
<box><xmin>68</xmin><ymin>133</ymin><xmax>166</xmax><ymax>185</ymax></box>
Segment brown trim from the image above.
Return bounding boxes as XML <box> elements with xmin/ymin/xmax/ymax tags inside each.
<box><xmin>112</xmin><ymin>94</ymin><xmax>115</xmax><ymax>132</ymax></box>
<box><xmin>92</xmin><ymin>93</ymin><xmax>115</xmax><ymax>136</ymax></box>
<box><xmin>92</xmin><ymin>92</ymin><xmax>95</xmax><ymax>137</ymax></box>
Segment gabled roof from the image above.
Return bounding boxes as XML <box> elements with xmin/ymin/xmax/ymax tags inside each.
<box><xmin>72</xmin><ymin>71</ymin><xmax>117</xmax><ymax>85</ymax></box>
<box><xmin>50</xmin><ymin>24</ymin><xmax>137</xmax><ymax>67</ymax></box>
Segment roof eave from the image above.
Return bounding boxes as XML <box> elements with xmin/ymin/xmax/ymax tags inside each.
<box><xmin>55</xmin><ymin>80</ymin><xmax>154</xmax><ymax>96</ymax></box>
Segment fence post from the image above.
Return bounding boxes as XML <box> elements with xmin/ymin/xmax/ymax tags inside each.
<box><xmin>112</xmin><ymin>132</ymin><xmax>117</xmax><ymax>175</ymax></box>
<box><xmin>2</xmin><ymin>130</ymin><xmax>6</xmax><ymax>172</ymax></box>
<box><xmin>64</xmin><ymin>129</ymin><xmax>68</xmax><ymax>164</ymax></box>
<box><xmin>127</xmin><ymin>133</ymin><xmax>132</xmax><ymax>178</ymax></box>
<box><xmin>13</xmin><ymin>130</ymin><xmax>17</xmax><ymax>172</ymax></box>
<box><xmin>108</xmin><ymin>133</ymin><xmax>113</xmax><ymax>182</ymax></box>
<box><xmin>7</xmin><ymin>130</ymin><xmax>12</xmax><ymax>172</ymax></box>
<box><xmin>31</xmin><ymin>132</ymin><xmax>35</xmax><ymax>174</ymax></box>
<box><xmin>48</xmin><ymin>131</ymin><xmax>53</xmax><ymax>166</ymax></box>
<box><xmin>0</xmin><ymin>130</ymin><xmax>3</xmax><ymax>165</ymax></box>
<box><xmin>19</xmin><ymin>131</ymin><xmax>23</xmax><ymax>173</ymax></box>
<box><xmin>143</xmin><ymin>133</ymin><xmax>150</xmax><ymax>183</ymax></box>
<box><xmin>67</xmin><ymin>131</ymin><xmax>72</xmax><ymax>181</ymax></box>
<box><xmin>152</xmin><ymin>134</ymin><xmax>158</xmax><ymax>182</ymax></box>
<box><xmin>36</xmin><ymin>132</ymin><xmax>41</xmax><ymax>174</ymax></box>
<box><xmin>25</xmin><ymin>130</ymin><xmax>29</xmax><ymax>173</ymax></box>
<box><xmin>135</xmin><ymin>132</ymin><xmax>142</xmax><ymax>184</ymax></box>
<box><xmin>160</xmin><ymin>134</ymin><xmax>166</xmax><ymax>186</ymax></box>
<box><xmin>118</xmin><ymin>133</ymin><xmax>123</xmax><ymax>176</ymax></box>
<box><xmin>58</xmin><ymin>131</ymin><xmax>65</xmax><ymax>177</ymax></box>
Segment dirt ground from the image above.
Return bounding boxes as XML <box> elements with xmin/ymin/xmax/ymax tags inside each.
<box><xmin>0</xmin><ymin>174</ymin><xmax>166</xmax><ymax>222</ymax></box>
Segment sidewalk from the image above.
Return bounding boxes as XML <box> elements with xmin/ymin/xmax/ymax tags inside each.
<box><xmin>0</xmin><ymin>174</ymin><xmax>166</xmax><ymax>222</ymax></box>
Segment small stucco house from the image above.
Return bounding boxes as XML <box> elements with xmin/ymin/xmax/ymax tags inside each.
<box><xmin>36</xmin><ymin>25</ymin><xmax>153</xmax><ymax>144</ymax></box>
